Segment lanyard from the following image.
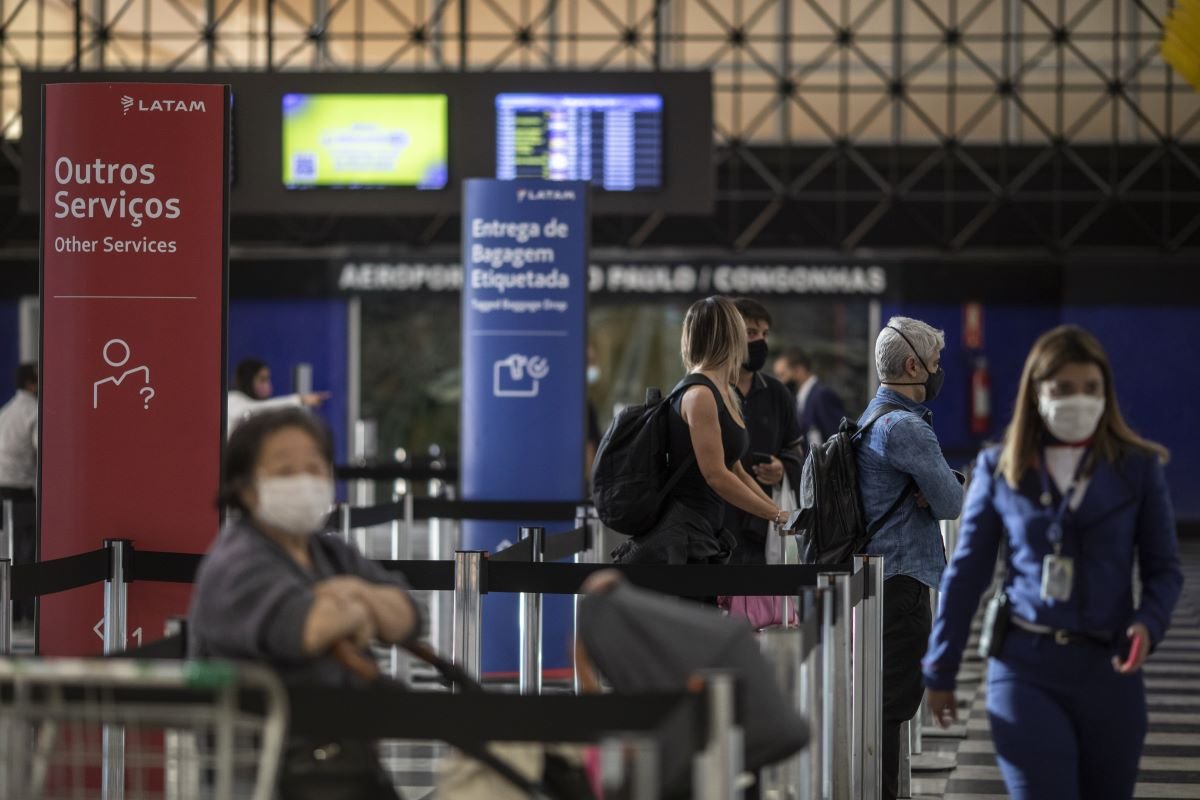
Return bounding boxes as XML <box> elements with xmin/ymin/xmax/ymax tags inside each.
<box><xmin>1038</xmin><ymin>447</ymin><xmax>1089</xmax><ymax>553</ymax></box>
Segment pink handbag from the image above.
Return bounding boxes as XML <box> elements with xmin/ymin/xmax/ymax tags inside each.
<box><xmin>718</xmin><ymin>594</ymin><xmax>798</xmax><ymax>630</ymax></box>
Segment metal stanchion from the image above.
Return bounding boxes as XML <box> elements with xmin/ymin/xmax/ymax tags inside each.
<box><xmin>573</xmin><ymin>504</ymin><xmax>597</xmax><ymax>695</ymax></box>
<box><xmin>451</xmin><ymin>551</ymin><xmax>484</xmax><ymax>684</ymax></box>
<box><xmin>693</xmin><ymin>671</ymin><xmax>743</xmax><ymax>800</ymax></box>
<box><xmin>780</xmin><ymin>530</ymin><xmax>795</xmax><ymax>628</ymax></box>
<box><xmin>600</xmin><ymin>737</ymin><xmax>659</xmax><ymax>800</ymax></box>
<box><xmin>1</xmin><ymin>500</ymin><xmax>12</xmax><ymax>560</ymax></box>
<box><xmin>924</xmin><ymin>519</ymin><xmax>968</xmax><ymax>741</ymax></box>
<box><xmin>429</xmin><ymin>486</ymin><xmax>458</xmax><ymax>659</ymax></box>
<box><xmin>627</xmin><ymin>738</ymin><xmax>660</xmax><ymax>800</ymax></box>
<box><xmin>103</xmin><ymin>539</ymin><xmax>130</xmax><ymax>800</ymax></box>
<box><xmin>339</xmin><ymin>503</ymin><xmax>352</xmax><ymax>545</ymax></box>
<box><xmin>102</xmin><ymin>540</ymin><xmax>130</xmax><ymax>655</ymax></box>
<box><xmin>897</xmin><ymin>719</ymin><xmax>913</xmax><ymax>799</ymax></box>
<box><xmin>852</xmin><ymin>555</ymin><xmax>885</xmax><ymax>800</ymax></box>
<box><xmin>351</xmin><ymin>419</ymin><xmax>377</xmax><ymax>555</ymax></box>
<box><xmin>163</xmin><ymin>617</ymin><xmax>199</xmax><ymax>800</ymax></box>
<box><xmin>518</xmin><ymin>526</ymin><xmax>544</xmax><ymax>695</ymax></box>
<box><xmin>760</xmin><ymin>627</ymin><xmax>804</xmax><ymax>798</ymax></box>
<box><xmin>0</xmin><ymin>559</ymin><xmax>10</xmax><ymax>656</ymax></box>
<box><xmin>910</xmin><ymin>589</ymin><xmax>958</xmax><ymax>772</ymax></box>
<box><xmin>801</xmin><ymin>588</ymin><xmax>823</xmax><ymax>800</ymax></box>
<box><xmin>388</xmin><ymin>492</ymin><xmax>415</xmax><ymax>684</ymax></box>
<box><xmin>820</xmin><ymin>572</ymin><xmax>852</xmax><ymax>800</ymax></box>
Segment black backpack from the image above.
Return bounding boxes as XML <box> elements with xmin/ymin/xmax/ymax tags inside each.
<box><xmin>793</xmin><ymin>404</ymin><xmax>915</xmax><ymax>565</ymax></box>
<box><xmin>591</xmin><ymin>376</ymin><xmax>711</xmax><ymax>536</ymax></box>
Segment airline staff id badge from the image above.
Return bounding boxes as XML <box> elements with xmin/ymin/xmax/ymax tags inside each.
<box><xmin>1041</xmin><ymin>554</ymin><xmax>1075</xmax><ymax>602</ymax></box>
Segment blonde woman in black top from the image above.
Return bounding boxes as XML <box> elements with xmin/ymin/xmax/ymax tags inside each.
<box><xmin>615</xmin><ymin>296</ymin><xmax>788</xmax><ymax>565</ymax></box>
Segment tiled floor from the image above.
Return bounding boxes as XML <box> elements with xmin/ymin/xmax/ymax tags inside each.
<box><xmin>915</xmin><ymin>536</ymin><xmax>1200</xmax><ymax>800</ymax></box>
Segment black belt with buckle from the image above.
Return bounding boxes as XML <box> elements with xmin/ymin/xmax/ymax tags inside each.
<box><xmin>1011</xmin><ymin>615</ymin><xmax>1112</xmax><ymax>648</ymax></box>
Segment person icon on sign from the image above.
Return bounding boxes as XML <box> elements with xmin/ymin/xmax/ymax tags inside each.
<box><xmin>93</xmin><ymin>339</ymin><xmax>154</xmax><ymax>410</ymax></box>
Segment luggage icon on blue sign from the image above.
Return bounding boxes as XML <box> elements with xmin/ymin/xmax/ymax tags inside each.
<box><xmin>492</xmin><ymin>354</ymin><xmax>549</xmax><ymax>398</ymax></box>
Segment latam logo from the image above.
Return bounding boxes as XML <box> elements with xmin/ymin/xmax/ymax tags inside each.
<box><xmin>121</xmin><ymin>96</ymin><xmax>207</xmax><ymax>115</ymax></box>
<box><xmin>516</xmin><ymin>187</ymin><xmax>576</xmax><ymax>203</ymax></box>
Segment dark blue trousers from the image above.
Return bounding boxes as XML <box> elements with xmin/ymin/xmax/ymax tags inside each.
<box><xmin>987</xmin><ymin>629</ymin><xmax>1147</xmax><ymax>800</ymax></box>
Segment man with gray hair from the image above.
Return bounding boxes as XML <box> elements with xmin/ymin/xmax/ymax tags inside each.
<box><xmin>858</xmin><ymin>317</ymin><xmax>964</xmax><ymax>799</ymax></box>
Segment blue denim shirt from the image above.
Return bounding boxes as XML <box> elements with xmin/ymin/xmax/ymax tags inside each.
<box><xmin>856</xmin><ymin>388</ymin><xmax>965</xmax><ymax>589</ymax></box>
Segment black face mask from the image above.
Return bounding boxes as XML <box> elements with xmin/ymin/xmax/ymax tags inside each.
<box><xmin>885</xmin><ymin>325</ymin><xmax>945</xmax><ymax>402</ymax></box>
<box><xmin>743</xmin><ymin>339</ymin><xmax>769</xmax><ymax>373</ymax></box>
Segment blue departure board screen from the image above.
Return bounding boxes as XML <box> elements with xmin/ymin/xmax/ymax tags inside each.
<box><xmin>495</xmin><ymin>93</ymin><xmax>663</xmax><ymax>191</ymax></box>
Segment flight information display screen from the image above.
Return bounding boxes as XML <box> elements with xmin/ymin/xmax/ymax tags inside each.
<box><xmin>282</xmin><ymin>93</ymin><xmax>448</xmax><ymax>189</ymax></box>
<box><xmin>495</xmin><ymin>93</ymin><xmax>663</xmax><ymax>191</ymax></box>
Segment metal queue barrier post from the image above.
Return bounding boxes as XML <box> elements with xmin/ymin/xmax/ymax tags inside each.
<box><xmin>102</xmin><ymin>539</ymin><xmax>130</xmax><ymax>800</ymax></box>
<box><xmin>389</xmin><ymin>491</ymin><xmax>415</xmax><ymax>685</ymax></box>
<box><xmin>452</xmin><ymin>551</ymin><xmax>485</xmax><ymax>684</ymax></box>
<box><xmin>600</xmin><ymin>737</ymin><xmax>659</xmax><ymax>800</ymax></box>
<box><xmin>0</xmin><ymin>502</ymin><xmax>11</xmax><ymax>657</ymax></box>
<box><xmin>693</xmin><ymin>671</ymin><xmax>743</xmax><ymax>800</ymax></box>
<box><xmin>819</xmin><ymin>572</ymin><xmax>853</xmax><ymax>800</ymax></box>
<box><xmin>909</xmin><ymin>519</ymin><xmax>963</xmax><ymax>776</ymax></box>
<box><xmin>351</xmin><ymin>419</ymin><xmax>378</xmax><ymax>556</ymax></box>
<box><xmin>0</xmin><ymin>559</ymin><xmax>10</xmax><ymax>656</ymax></box>
<box><xmin>897</xmin><ymin>719</ymin><xmax>913</xmax><ymax>798</ymax></box>
<box><xmin>163</xmin><ymin>616</ymin><xmax>200</xmax><ymax>800</ymax></box>
<box><xmin>801</xmin><ymin>587</ymin><xmax>824</xmax><ymax>800</ymax></box>
<box><xmin>852</xmin><ymin>555</ymin><xmax>885</xmax><ymax>800</ymax></box>
<box><xmin>921</xmin><ymin>517</ymin><xmax>968</xmax><ymax>740</ymax></box>
<box><xmin>338</xmin><ymin>503</ymin><xmax>352</xmax><ymax>546</ymax></box>
<box><xmin>759</xmin><ymin>625</ymin><xmax>805</xmax><ymax>798</ymax></box>
<box><xmin>1</xmin><ymin>499</ymin><xmax>12</xmax><ymax>560</ymax></box>
<box><xmin>518</xmin><ymin>527</ymin><xmax>544</xmax><ymax>695</ymax></box>
<box><xmin>572</xmin><ymin>504</ymin><xmax>598</xmax><ymax>695</ymax></box>
<box><xmin>428</xmin><ymin>486</ymin><xmax>458</xmax><ymax>660</ymax></box>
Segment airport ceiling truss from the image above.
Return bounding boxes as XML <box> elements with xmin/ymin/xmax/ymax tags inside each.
<box><xmin>0</xmin><ymin>0</ymin><xmax>1198</xmax><ymax>252</ymax></box>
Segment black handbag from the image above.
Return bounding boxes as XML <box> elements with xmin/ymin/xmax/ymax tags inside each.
<box><xmin>977</xmin><ymin>540</ymin><xmax>1012</xmax><ymax>659</ymax></box>
<box><xmin>279</xmin><ymin>738</ymin><xmax>402</xmax><ymax>800</ymax></box>
<box><xmin>977</xmin><ymin>588</ymin><xmax>1011</xmax><ymax>659</ymax></box>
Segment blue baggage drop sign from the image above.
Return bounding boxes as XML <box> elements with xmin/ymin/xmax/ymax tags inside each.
<box><xmin>460</xmin><ymin>179</ymin><xmax>589</xmax><ymax>675</ymax></box>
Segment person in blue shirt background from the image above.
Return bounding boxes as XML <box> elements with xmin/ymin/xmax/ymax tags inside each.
<box><xmin>857</xmin><ymin>317</ymin><xmax>966</xmax><ymax>800</ymax></box>
<box><xmin>924</xmin><ymin>325</ymin><xmax>1183</xmax><ymax>800</ymax></box>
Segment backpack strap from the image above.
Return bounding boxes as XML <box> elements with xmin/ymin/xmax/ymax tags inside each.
<box><xmin>854</xmin><ymin>403</ymin><xmax>920</xmax><ymax>537</ymax></box>
<box><xmin>850</xmin><ymin>402</ymin><xmax>907</xmax><ymax>441</ymax></box>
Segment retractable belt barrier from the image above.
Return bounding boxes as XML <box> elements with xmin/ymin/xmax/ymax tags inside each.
<box><xmin>345</xmin><ymin>498</ymin><xmax>582</xmax><ymax>529</ymax></box>
<box><xmin>1</xmin><ymin>549</ymin><xmax>847</xmax><ymax>602</ymax></box>
<box><xmin>0</xmin><ymin>534</ymin><xmax>886</xmax><ymax>800</ymax></box>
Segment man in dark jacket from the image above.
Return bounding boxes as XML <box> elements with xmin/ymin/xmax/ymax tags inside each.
<box><xmin>723</xmin><ymin>298</ymin><xmax>805</xmax><ymax>565</ymax></box>
<box><xmin>774</xmin><ymin>346</ymin><xmax>847</xmax><ymax>449</ymax></box>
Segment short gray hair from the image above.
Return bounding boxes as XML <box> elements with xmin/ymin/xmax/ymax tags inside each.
<box><xmin>876</xmin><ymin>317</ymin><xmax>945</xmax><ymax>382</ymax></box>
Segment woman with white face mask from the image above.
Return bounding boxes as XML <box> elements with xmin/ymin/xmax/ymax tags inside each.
<box><xmin>921</xmin><ymin>325</ymin><xmax>1183</xmax><ymax>800</ymax></box>
<box><xmin>189</xmin><ymin>408</ymin><xmax>419</xmax><ymax>685</ymax></box>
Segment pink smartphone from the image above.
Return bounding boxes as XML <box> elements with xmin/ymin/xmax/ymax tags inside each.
<box><xmin>1121</xmin><ymin>633</ymin><xmax>1144</xmax><ymax>671</ymax></box>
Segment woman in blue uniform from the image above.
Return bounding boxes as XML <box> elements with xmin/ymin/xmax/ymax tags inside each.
<box><xmin>923</xmin><ymin>325</ymin><xmax>1183</xmax><ymax>800</ymax></box>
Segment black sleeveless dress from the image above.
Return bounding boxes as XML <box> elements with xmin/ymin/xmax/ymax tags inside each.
<box><xmin>613</xmin><ymin>374</ymin><xmax>749</xmax><ymax>565</ymax></box>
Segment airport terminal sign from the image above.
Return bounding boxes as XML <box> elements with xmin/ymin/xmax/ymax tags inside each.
<box><xmin>337</xmin><ymin>258</ymin><xmax>889</xmax><ymax>296</ymax></box>
<box><xmin>39</xmin><ymin>83</ymin><xmax>228</xmax><ymax>655</ymax></box>
<box><xmin>460</xmin><ymin>179</ymin><xmax>588</xmax><ymax>674</ymax></box>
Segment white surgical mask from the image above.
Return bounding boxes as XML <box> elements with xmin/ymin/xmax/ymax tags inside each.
<box><xmin>1038</xmin><ymin>393</ymin><xmax>1105</xmax><ymax>444</ymax></box>
<box><xmin>586</xmin><ymin>365</ymin><xmax>602</xmax><ymax>385</ymax></box>
<box><xmin>255</xmin><ymin>474</ymin><xmax>334</xmax><ymax>537</ymax></box>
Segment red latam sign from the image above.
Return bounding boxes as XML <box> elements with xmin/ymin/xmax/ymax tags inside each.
<box><xmin>39</xmin><ymin>82</ymin><xmax>229</xmax><ymax>655</ymax></box>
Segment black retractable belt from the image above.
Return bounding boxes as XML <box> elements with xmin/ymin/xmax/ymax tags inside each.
<box><xmin>10</xmin><ymin>549</ymin><xmax>110</xmax><ymax>600</ymax></box>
